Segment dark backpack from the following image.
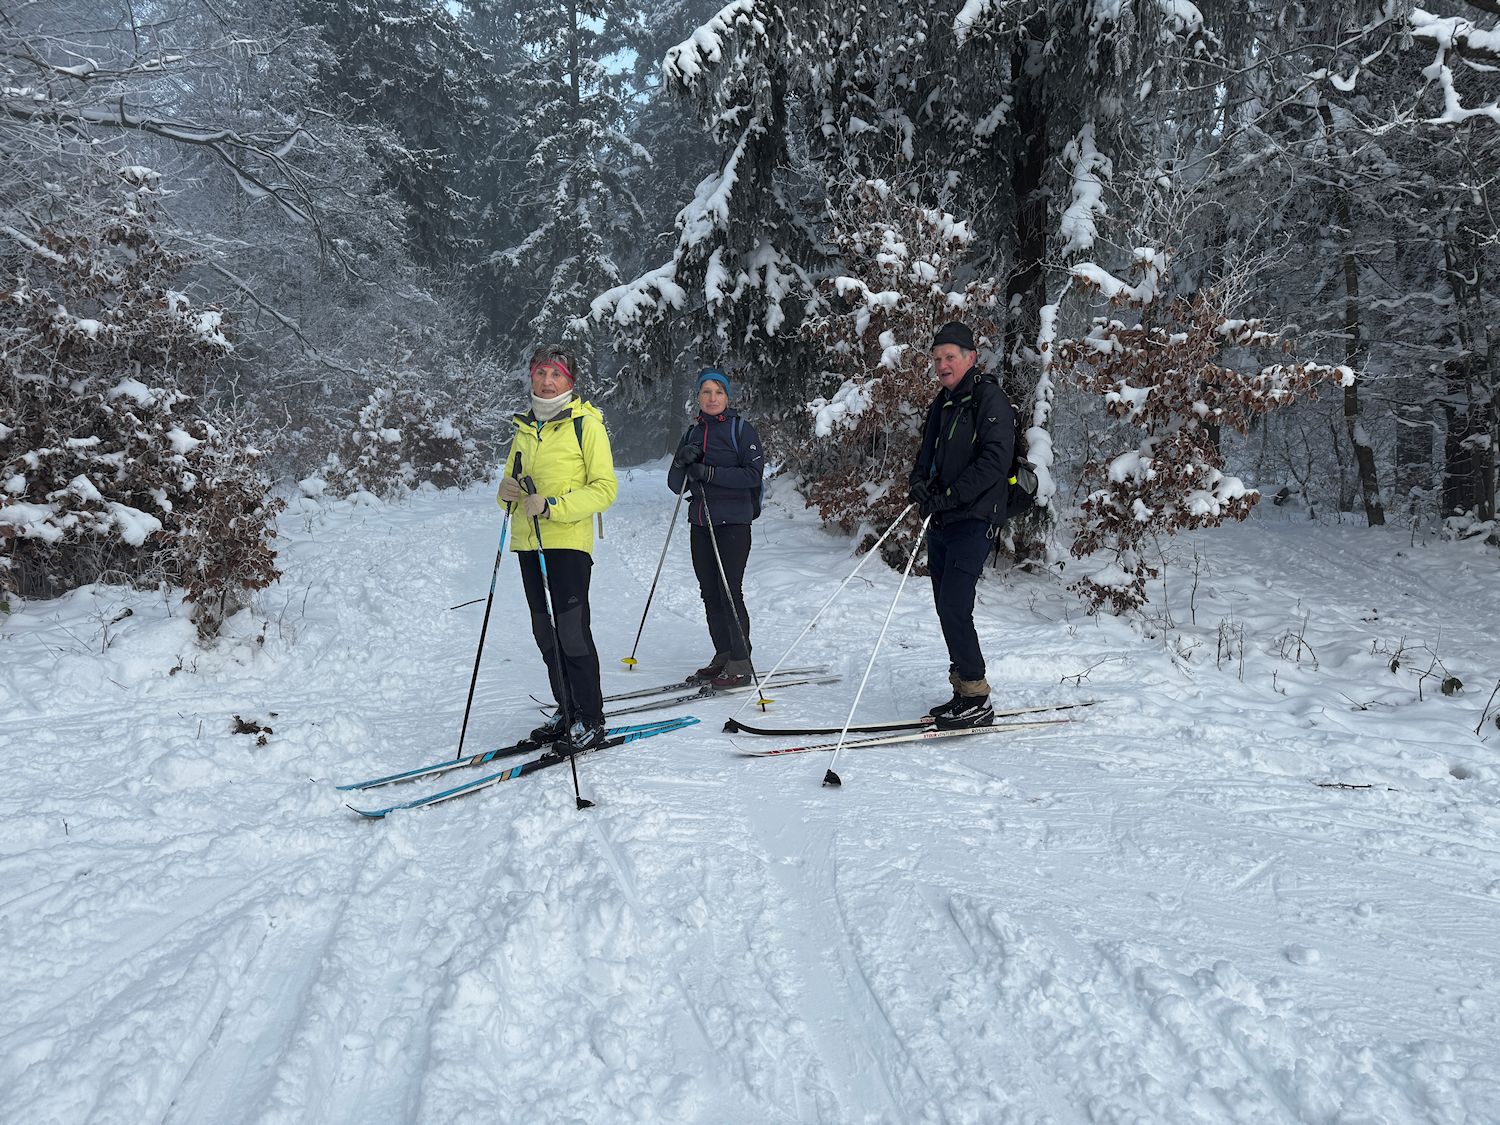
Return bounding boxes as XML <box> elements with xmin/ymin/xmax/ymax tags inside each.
<box><xmin>1007</xmin><ymin>408</ymin><xmax>1038</xmax><ymax>516</ymax></box>
<box><xmin>727</xmin><ymin>416</ymin><xmax>764</xmax><ymax>520</ymax></box>
<box><xmin>971</xmin><ymin>374</ymin><xmax>1038</xmax><ymax>519</ymax></box>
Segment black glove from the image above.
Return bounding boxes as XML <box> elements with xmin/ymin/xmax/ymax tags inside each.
<box><xmin>673</xmin><ymin>444</ymin><xmax>703</xmax><ymax>467</ymax></box>
<box><xmin>684</xmin><ymin>462</ymin><xmax>710</xmax><ymax>483</ymax></box>
<box><xmin>926</xmin><ymin>487</ymin><xmax>958</xmax><ymax>514</ymax></box>
<box><xmin>907</xmin><ymin>479</ymin><xmax>932</xmax><ymax>508</ymax></box>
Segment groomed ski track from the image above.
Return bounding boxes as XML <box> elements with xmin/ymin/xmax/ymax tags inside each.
<box><xmin>1</xmin><ymin>467</ymin><xmax>1497</xmax><ymax>1123</ymax></box>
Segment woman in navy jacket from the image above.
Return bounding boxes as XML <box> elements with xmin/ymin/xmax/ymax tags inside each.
<box><xmin>667</xmin><ymin>368</ymin><xmax>765</xmax><ymax>688</ymax></box>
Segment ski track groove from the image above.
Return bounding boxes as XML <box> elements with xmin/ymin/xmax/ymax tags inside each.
<box><xmin>4</xmin><ymin>485</ymin><xmax>1499</xmax><ymax>1123</ymax></box>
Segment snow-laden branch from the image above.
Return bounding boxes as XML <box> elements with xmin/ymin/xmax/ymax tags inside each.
<box><xmin>1409</xmin><ymin>7</ymin><xmax>1500</xmax><ymax>126</ymax></box>
<box><xmin>663</xmin><ymin>0</ymin><xmax>769</xmax><ymax>92</ymax></box>
<box><xmin>3</xmin><ymin>223</ymin><xmax>68</xmax><ymax>265</ymax></box>
<box><xmin>1059</xmin><ymin>123</ymin><xmax>1112</xmax><ymax>257</ymax></box>
<box><xmin>582</xmin><ymin>130</ymin><xmax>750</xmax><ymax>330</ymax></box>
<box><xmin>953</xmin><ymin>0</ymin><xmax>1000</xmax><ymax>45</ymax></box>
<box><xmin>1071</xmin><ymin>248</ymin><xmax>1172</xmax><ymax>306</ymax></box>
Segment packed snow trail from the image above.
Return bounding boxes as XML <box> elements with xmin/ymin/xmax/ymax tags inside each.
<box><xmin>1</xmin><ymin>468</ymin><xmax>1497</xmax><ymax>1123</ymax></box>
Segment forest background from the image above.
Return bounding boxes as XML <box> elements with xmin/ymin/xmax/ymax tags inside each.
<box><xmin>3</xmin><ymin>0</ymin><xmax>1497</xmax><ymax>634</ymax></box>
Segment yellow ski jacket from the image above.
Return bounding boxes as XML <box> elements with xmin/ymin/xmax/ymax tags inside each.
<box><xmin>498</xmin><ymin>397</ymin><xmax>617</xmax><ymax>554</ymax></box>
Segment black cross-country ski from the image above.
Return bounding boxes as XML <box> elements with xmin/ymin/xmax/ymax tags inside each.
<box><xmin>721</xmin><ymin>700</ymin><xmax>1097</xmax><ymax>737</ymax></box>
<box><xmin>337</xmin><ymin>717</ymin><xmax>689</xmax><ymax>792</ymax></box>
<box><xmin>731</xmin><ymin>718</ymin><xmax>1073</xmax><ymax>758</ymax></box>
<box><xmin>348</xmin><ymin>715</ymin><xmax>701</xmax><ymax>818</ymax></box>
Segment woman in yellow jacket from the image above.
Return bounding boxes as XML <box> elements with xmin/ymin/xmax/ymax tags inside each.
<box><xmin>496</xmin><ymin>346</ymin><xmax>618</xmax><ymax>752</ymax></box>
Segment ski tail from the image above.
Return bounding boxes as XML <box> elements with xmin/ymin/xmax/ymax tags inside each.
<box><xmin>733</xmin><ymin>718</ymin><xmax>1074</xmax><ymax>758</ymax></box>
<box><xmin>722</xmin><ymin>700</ymin><xmax>1097</xmax><ymax>737</ymax></box>
<box><xmin>605</xmin><ymin>674</ymin><xmax>843</xmax><ymax>720</ymax></box>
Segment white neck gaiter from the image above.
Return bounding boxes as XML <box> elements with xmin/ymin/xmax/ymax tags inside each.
<box><xmin>531</xmin><ymin>389</ymin><xmax>573</xmax><ymax>422</ymax></box>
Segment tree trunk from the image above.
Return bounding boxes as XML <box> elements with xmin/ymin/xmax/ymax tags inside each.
<box><xmin>1003</xmin><ymin>11</ymin><xmax>1048</xmax><ymax>384</ymax></box>
<box><xmin>1319</xmin><ymin>100</ymin><xmax>1385</xmax><ymax>526</ymax></box>
<box><xmin>1393</xmin><ymin>405</ymin><xmax>1434</xmax><ymax>517</ymax></box>
<box><xmin>1441</xmin><ymin>358</ymin><xmax>1477</xmax><ymax>517</ymax></box>
<box><xmin>1442</xmin><ymin>217</ymin><xmax>1497</xmax><ymax>523</ymax></box>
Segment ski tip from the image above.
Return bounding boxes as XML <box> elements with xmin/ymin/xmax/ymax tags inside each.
<box><xmin>347</xmin><ymin>804</ymin><xmax>388</xmax><ymax>819</ymax></box>
<box><xmin>822</xmin><ymin>769</ymin><xmax>842</xmax><ymax>788</ymax></box>
<box><xmin>722</xmin><ymin>718</ymin><xmax>742</xmax><ymax>733</ymax></box>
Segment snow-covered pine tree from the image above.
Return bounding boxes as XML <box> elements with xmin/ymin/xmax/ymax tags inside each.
<box><xmin>581</xmin><ymin>1</ymin><xmax>822</xmax><ymax>403</ymax></box>
<box><xmin>486</xmin><ymin>0</ymin><xmax>646</xmax><ymax>360</ymax></box>
<box><xmin>301</xmin><ymin>0</ymin><xmax>505</xmax><ymax>270</ymax></box>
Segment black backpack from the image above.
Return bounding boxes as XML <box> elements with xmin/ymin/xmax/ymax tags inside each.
<box><xmin>1007</xmin><ymin>406</ymin><xmax>1038</xmax><ymax>516</ymax></box>
<box><xmin>972</xmin><ymin>374</ymin><xmax>1038</xmax><ymax>518</ymax></box>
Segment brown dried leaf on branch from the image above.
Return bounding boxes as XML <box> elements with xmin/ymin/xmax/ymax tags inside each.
<box><xmin>1056</xmin><ymin>281</ymin><xmax>1351</xmax><ymax>615</ymax></box>
<box><xmin>797</xmin><ymin>178</ymin><xmax>1002</xmax><ymax>568</ymax></box>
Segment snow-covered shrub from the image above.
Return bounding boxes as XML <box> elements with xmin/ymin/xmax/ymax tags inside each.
<box><xmin>325</xmin><ymin>380</ymin><xmax>487</xmax><ymax>498</ymax></box>
<box><xmin>1055</xmin><ymin>270</ymin><xmax>1352</xmax><ymax>615</ymax></box>
<box><xmin>0</xmin><ymin>171</ymin><xmax>282</xmax><ymax>636</ymax></box>
<box><xmin>798</xmin><ymin>179</ymin><xmax>1003</xmax><ymax>567</ymax></box>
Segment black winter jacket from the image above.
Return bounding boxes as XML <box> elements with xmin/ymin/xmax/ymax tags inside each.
<box><xmin>667</xmin><ymin>408</ymin><xmax>765</xmax><ymax>526</ymax></box>
<box><xmin>910</xmin><ymin>370</ymin><xmax>1016</xmax><ymax>527</ymax></box>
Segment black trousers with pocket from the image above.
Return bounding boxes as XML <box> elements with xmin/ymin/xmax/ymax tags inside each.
<box><xmin>517</xmin><ymin>548</ymin><xmax>604</xmax><ymax>726</ymax></box>
<box><xmin>925</xmin><ymin>517</ymin><xmax>991</xmax><ymax>685</ymax></box>
<box><xmin>690</xmin><ymin>523</ymin><xmax>752</xmax><ymax>663</ymax></box>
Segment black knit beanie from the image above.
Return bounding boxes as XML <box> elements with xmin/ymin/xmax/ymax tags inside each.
<box><xmin>931</xmin><ymin>321</ymin><xmax>977</xmax><ymax>351</ymax></box>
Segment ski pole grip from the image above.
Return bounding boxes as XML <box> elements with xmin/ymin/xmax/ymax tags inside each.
<box><xmin>521</xmin><ymin>475</ymin><xmax>537</xmax><ymax>496</ymax></box>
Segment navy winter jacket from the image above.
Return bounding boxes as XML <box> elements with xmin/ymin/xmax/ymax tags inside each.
<box><xmin>910</xmin><ymin>370</ymin><xmax>1016</xmax><ymax>527</ymax></box>
<box><xmin>667</xmin><ymin>408</ymin><xmax>765</xmax><ymax>526</ymax></box>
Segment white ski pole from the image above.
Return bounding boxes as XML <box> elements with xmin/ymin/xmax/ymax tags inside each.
<box><xmin>822</xmin><ymin>513</ymin><xmax>931</xmax><ymax>788</ymax></box>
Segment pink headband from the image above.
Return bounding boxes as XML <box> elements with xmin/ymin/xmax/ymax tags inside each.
<box><xmin>530</xmin><ymin>357</ymin><xmax>574</xmax><ymax>387</ymax></box>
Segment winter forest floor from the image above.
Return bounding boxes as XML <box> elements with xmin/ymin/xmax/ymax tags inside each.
<box><xmin>2</xmin><ymin>465</ymin><xmax>1499</xmax><ymax>1124</ymax></box>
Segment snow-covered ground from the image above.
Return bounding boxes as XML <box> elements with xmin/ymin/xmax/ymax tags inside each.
<box><xmin>2</xmin><ymin>465</ymin><xmax>1498</xmax><ymax>1124</ymax></box>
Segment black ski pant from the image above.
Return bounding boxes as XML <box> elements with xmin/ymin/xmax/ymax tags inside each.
<box><xmin>690</xmin><ymin>522</ymin><xmax>752</xmax><ymax>662</ymax></box>
<box><xmin>925</xmin><ymin>517</ymin><xmax>991</xmax><ymax>685</ymax></box>
<box><xmin>517</xmin><ymin>548</ymin><xmax>605</xmax><ymax>726</ymax></box>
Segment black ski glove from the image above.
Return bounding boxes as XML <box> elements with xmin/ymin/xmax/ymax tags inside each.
<box><xmin>925</xmin><ymin>487</ymin><xmax>958</xmax><ymax>515</ymax></box>
<box><xmin>674</xmin><ymin>444</ymin><xmax>703</xmax><ymax>467</ymax></box>
<box><xmin>908</xmin><ymin>478</ymin><xmax>933</xmax><ymax>507</ymax></box>
<box><xmin>684</xmin><ymin>462</ymin><xmax>711</xmax><ymax>483</ymax></box>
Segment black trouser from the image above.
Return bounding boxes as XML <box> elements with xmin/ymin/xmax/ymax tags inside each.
<box><xmin>517</xmin><ymin>548</ymin><xmax>604</xmax><ymax>726</ymax></box>
<box><xmin>690</xmin><ymin>523</ymin><xmax>752</xmax><ymax>662</ymax></box>
<box><xmin>926</xmin><ymin>518</ymin><xmax>991</xmax><ymax>684</ymax></box>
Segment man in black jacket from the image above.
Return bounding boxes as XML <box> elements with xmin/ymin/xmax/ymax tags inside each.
<box><xmin>907</xmin><ymin>321</ymin><xmax>1016</xmax><ymax>728</ymax></box>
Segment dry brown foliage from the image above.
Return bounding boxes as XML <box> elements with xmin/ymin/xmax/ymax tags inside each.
<box><xmin>798</xmin><ymin>179</ymin><xmax>1001</xmax><ymax>567</ymax></box>
<box><xmin>1</xmin><ymin>175</ymin><xmax>282</xmax><ymax>637</ymax></box>
<box><xmin>1056</xmin><ymin>285</ymin><xmax>1351</xmax><ymax>614</ymax></box>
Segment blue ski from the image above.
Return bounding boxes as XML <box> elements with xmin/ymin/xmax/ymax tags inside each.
<box><xmin>337</xmin><ymin>717</ymin><xmax>689</xmax><ymax>792</ymax></box>
<box><xmin>348</xmin><ymin>715</ymin><xmax>701</xmax><ymax>818</ymax></box>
